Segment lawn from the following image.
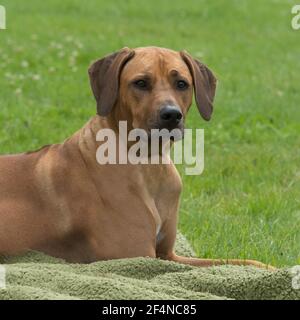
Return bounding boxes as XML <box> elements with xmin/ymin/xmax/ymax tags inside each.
<box><xmin>0</xmin><ymin>0</ymin><xmax>299</xmax><ymax>267</ymax></box>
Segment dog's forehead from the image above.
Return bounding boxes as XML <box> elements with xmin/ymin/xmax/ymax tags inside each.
<box><xmin>123</xmin><ymin>47</ymin><xmax>191</xmax><ymax>78</ymax></box>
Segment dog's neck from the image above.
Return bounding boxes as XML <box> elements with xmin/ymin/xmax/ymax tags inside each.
<box><xmin>75</xmin><ymin>111</ymin><xmax>134</xmax><ymax>165</ymax></box>
<box><xmin>75</xmin><ymin>114</ymin><xmax>172</xmax><ymax>168</ymax></box>
<box><xmin>104</xmin><ymin>101</ymin><xmax>134</xmax><ymax>133</ymax></box>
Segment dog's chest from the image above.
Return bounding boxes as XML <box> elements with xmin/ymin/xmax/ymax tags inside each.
<box><xmin>141</xmin><ymin>164</ymin><xmax>182</xmax><ymax>242</ymax></box>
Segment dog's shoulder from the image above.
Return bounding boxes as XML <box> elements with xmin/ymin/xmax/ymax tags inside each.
<box><xmin>24</xmin><ymin>144</ymin><xmax>51</xmax><ymax>156</ymax></box>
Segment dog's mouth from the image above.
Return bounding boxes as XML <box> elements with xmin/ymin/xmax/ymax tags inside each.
<box><xmin>145</xmin><ymin>122</ymin><xmax>185</xmax><ymax>142</ymax></box>
<box><xmin>129</xmin><ymin>117</ymin><xmax>185</xmax><ymax>146</ymax></box>
<box><xmin>147</xmin><ymin>117</ymin><xmax>184</xmax><ymax>135</ymax></box>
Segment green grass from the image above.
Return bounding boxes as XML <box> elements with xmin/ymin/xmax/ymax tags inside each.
<box><xmin>0</xmin><ymin>0</ymin><xmax>299</xmax><ymax>267</ymax></box>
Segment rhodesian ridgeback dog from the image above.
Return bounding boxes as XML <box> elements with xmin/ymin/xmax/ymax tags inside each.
<box><xmin>0</xmin><ymin>47</ymin><xmax>272</xmax><ymax>269</ymax></box>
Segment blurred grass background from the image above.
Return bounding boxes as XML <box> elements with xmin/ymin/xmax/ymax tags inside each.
<box><xmin>0</xmin><ymin>0</ymin><xmax>299</xmax><ymax>266</ymax></box>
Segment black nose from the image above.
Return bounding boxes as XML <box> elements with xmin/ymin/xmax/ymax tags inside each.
<box><xmin>159</xmin><ymin>106</ymin><xmax>183</xmax><ymax>127</ymax></box>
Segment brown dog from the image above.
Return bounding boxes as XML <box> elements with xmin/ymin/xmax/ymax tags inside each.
<box><xmin>0</xmin><ymin>47</ymin><xmax>271</xmax><ymax>269</ymax></box>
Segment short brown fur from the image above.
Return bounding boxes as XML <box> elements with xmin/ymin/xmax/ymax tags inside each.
<box><xmin>0</xmin><ymin>47</ymin><xmax>274</xmax><ymax>270</ymax></box>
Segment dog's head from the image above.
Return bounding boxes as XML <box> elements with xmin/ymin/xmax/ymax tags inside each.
<box><xmin>88</xmin><ymin>47</ymin><xmax>217</xmax><ymax>134</ymax></box>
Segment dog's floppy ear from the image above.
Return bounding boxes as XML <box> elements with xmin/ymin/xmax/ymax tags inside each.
<box><xmin>88</xmin><ymin>47</ymin><xmax>135</xmax><ymax>116</ymax></box>
<box><xmin>180</xmin><ymin>50</ymin><xmax>217</xmax><ymax>121</ymax></box>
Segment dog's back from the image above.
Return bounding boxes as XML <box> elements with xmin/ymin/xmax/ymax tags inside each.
<box><xmin>0</xmin><ymin>145</ymin><xmax>69</xmax><ymax>255</ymax></box>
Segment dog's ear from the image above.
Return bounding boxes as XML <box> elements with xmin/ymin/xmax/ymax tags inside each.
<box><xmin>180</xmin><ymin>50</ymin><xmax>217</xmax><ymax>121</ymax></box>
<box><xmin>88</xmin><ymin>48</ymin><xmax>135</xmax><ymax>116</ymax></box>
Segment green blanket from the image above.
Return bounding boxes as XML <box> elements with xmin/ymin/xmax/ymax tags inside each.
<box><xmin>0</xmin><ymin>233</ymin><xmax>299</xmax><ymax>300</ymax></box>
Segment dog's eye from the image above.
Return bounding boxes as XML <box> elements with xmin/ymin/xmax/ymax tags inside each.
<box><xmin>176</xmin><ymin>80</ymin><xmax>189</xmax><ymax>90</ymax></box>
<box><xmin>134</xmin><ymin>79</ymin><xmax>148</xmax><ymax>89</ymax></box>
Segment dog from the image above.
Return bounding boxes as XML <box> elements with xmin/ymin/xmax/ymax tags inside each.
<box><xmin>0</xmin><ymin>47</ymin><xmax>272</xmax><ymax>269</ymax></box>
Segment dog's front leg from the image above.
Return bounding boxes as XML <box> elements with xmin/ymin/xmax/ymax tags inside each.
<box><xmin>156</xmin><ymin>217</ymin><xmax>276</xmax><ymax>271</ymax></box>
<box><xmin>164</xmin><ymin>253</ymin><xmax>276</xmax><ymax>270</ymax></box>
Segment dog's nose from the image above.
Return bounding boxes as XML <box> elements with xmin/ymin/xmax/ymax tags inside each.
<box><xmin>159</xmin><ymin>106</ymin><xmax>183</xmax><ymax>128</ymax></box>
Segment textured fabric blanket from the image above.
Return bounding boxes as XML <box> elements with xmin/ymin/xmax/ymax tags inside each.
<box><xmin>0</xmin><ymin>233</ymin><xmax>299</xmax><ymax>300</ymax></box>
